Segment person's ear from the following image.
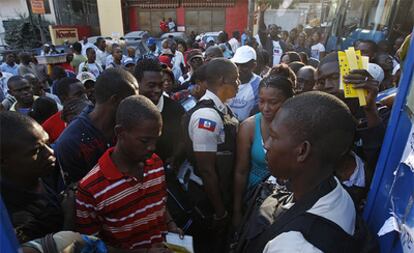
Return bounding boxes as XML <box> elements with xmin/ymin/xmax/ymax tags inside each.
<box><xmin>109</xmin><ymin>94</ymin><xmax>123</xmax><ymax>106</ymax></box>
<box><xmin>114</xmin><ymin>124</ymin><xmax>126</xmax><ymax>138</ymax></box>
<box><xmin>296</xmin><ymin>140</ymin><xmax>311</xmax><ymax>163</ymax></box>
<box><xmin>252</xmin><ymin>61</ymin><xmax>258</xmax><ymax>71</ymax></box>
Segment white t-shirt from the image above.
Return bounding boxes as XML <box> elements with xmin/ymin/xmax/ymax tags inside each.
<box><xmin>172</xmin><ymin>51</ymin><xmax>185</xmax><ymax>80</ymax></box>
<box><xmin>342</xmin><ymin>152</ymin><xmax>366</xmax><ymax>188</ymax></box>
<box><xmin>272</xmin><ymin>40</ymin><xmax>283</xmax><ymax>66</ymax></box>
<box><xmin>228</xmin><ymin>74</ymin><xmax>262</xmax><ymax>121</ymax></box>
<box><xmin>263</xmin><ymin>178</ymin><xmax>356</xmax><ymax>253</ymax></box>
<box><xmin>95</xmin><ymin>48</ymin><xmax>108</xmax><ymax>67</ymax></box>
<box><xmin>78</xmin><ymin>62</ymin><xmax>103</xmax><ymax>78</ymax></box>
<box><xmin>228</xmin><ymin>38</ymin><xmax>240</xmax><ymax>53</ymax></box>
<box><xmin>188</xmin><ymin>90</ymin><xmax>227</xmax><ymax>152</ymax></box>
<box><xmin>310</xmin><ymin>43</ymin><xmax>325</xmax><ymax>60</ymax></box>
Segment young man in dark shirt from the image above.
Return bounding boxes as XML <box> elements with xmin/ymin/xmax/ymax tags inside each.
<box><xmin>7</xmin><ymin>76</ymin><xmax>36</xmax><ymax>115</ymax></box>
<box><xmin>134</xmin><ymin>58</ymin><xmax>185</xmax><ymax>167</ymax></box>
<box><xmin>55</xmin><ymin>68</ymin><xmax>139</xmax><ymax>183</ymax></box>
<box><xmin>316</xmin><ymin>52</ymin><xmax>388</xmax><ymax>202</ymax></box>
<box><xmin>0</xmin><ymin>112</ymin><xmax>62</xmax><ymax>243</ymax></box>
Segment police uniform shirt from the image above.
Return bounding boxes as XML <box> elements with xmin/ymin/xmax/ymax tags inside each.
<box><xmin>188</xmin><ymin>90</ymin><xmax>228</xmax><ymax>152</ymax></box>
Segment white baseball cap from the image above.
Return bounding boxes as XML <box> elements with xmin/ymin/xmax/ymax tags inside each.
<box><xmin>76</xmin><ymin>71</ymin><xmax>96</xmax><ymax>84</ymax></box>
<box><xmin>367</xmin><ymin>63</ymin><xmax>384</xmax><ymax>83</ymax></box>
<box><xmin>231</xmin><ymin>46</ymin><xmax>257</xmax><ymax>64</ymax></box>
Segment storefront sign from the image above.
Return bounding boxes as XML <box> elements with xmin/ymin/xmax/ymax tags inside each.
<box><xmin>31</xmin><ymin>0</ymin><xmax>45</xmax><ymax>14</ymax></box>
<box><xmin>49</xmin><ymin>26</ymin><xmax>79</xmax><ymax>45</ymax></box>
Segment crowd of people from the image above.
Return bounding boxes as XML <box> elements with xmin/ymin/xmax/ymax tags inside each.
<box><xmin>0</xmin><ymin>4</ymin><xmax>413</xmax><ymax>252</ymax></box>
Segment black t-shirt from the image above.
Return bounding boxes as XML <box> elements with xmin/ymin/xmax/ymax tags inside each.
<box><xmin>1</xmin><ymin>179</ymin><xmax>63</xmax><ymax>243</ymax></box>
<box><xmin>157</xmin><ymin>96</ymin><xmax>186</xmax><ymax>163</ymax></box>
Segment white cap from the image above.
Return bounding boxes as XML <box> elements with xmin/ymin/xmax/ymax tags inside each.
<box><xmin>231</xmin><ymin>46</ymin><xmax>257</xmax><ymax>64</ymax></box>
<box><xmin>76</xmin><ymin>71</ymin><xmax>96</xmax><ymax>84</ymax></box>
<box><xmin>367</xmin><ymin>63</ymin><xmax>384</xmax><ymax>83</ymax></box>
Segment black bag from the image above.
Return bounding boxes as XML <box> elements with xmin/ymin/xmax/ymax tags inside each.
<box><xmin>239</xmin><ymin>176</ymin><xmax>379</xmax><ymax>253</ymax></box>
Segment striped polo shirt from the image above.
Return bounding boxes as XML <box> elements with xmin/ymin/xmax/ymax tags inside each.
<box><xmin>75</xmin><ymin>147</ymin><xmax>167</xmax><ymax>250</ymax></box>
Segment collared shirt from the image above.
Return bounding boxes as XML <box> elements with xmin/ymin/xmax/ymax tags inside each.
<box><xmin>0</xmin><ymin>63</ymin><xmax>19</xmax><ymax>76</ymax></box>
<box><xmin>188</xmin><ymin>90</ymin><xmax>228</xmax><ymax>152</ymax></box>
<box><xmin>228</xmin><ymin>73</ymin><xmax>262</xmax><ymax>121</ymax></box>
<box><xmin>263</xmin><ymin>178</ymin><xmax>355</xmax><ymax>253</ymax></box>
<box><xmin>10</xmin><ymin>96</ymin><xmax>39</xmax><ymax>114</ymax></box>
<box><xmin>156</xmin><ymin>94</ymin><xmax>165</xmax><ymax>112</ymax></box>
<box><xmin>55</xmin><ymin>105</ymin><xmax>113</xmax><ymax>183</ymax></box>
<box><xmin>76</xmin><ymin>147</ymin><xmax>167</xmax><ymax>250</ymax></box>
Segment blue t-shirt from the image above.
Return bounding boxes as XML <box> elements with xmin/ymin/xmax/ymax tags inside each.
<box><xmin>54</xmin><ymin>105</ymin><xmax>113</xmax><ymax>183</ymax></box>
<box><xmin>228</xmin><ymin>74</ymin><xmax>262</xmax><ymax>121</ymax></box>
<box><xmin>0</xmin><ymin>63</ymin><xmax>19</xmax><ymax>76</ymax></box>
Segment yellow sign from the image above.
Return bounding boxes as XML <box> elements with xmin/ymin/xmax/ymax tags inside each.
<box><xmin>31</xmin><ymin>0</ymin><xmax>45</xmax><ymax>14</ymax></box>
<box><xmin>49</xmin><ymin>26</ymin><xmax>79</xmax><ymax>45</ymax></box>
<box><xmin>338</xmin><ymin>47</ymin><xmax>369</xmax><ymax>106</ymax></box>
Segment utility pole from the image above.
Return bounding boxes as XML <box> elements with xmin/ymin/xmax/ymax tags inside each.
<box><xmin>25</xmin><ymin>0</ymin><xmax>47</xmax><ymax>44</ymax></box>
<box><xmin>247</xmin><ymin>0</ymin><xmax>255</xmax><ymax>32</ymax></box>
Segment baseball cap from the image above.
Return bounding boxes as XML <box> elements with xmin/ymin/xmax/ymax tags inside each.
<box><xmin>231</xmin><ymin>45</ymin><xmax>257</xmax><ymax>64</ymax></box>
<box><xmin>159</xmin><ymin>55</ymin><xmax>172</xmax><ymax>68</ymax></box>
<box><xmin>187</xmin><ymin>49</ymin><xmax>203</xmax><ymax>61</ymax></box>
<box><xmin>123</xmin><ymin>57</ymin><xmax>136</xmax><ymax>67</ymax></box>
<box><xmin>147</xmin><ymin>37</ymin><xmax>156</xmax><ymax>46</ymax></box>
<box><xmin>367</xmin><ymin>63</ymin><xmax>384</xmax><ymax>83</ymax></box>
<box><xmin>76</xmin><ymin>71</ymin><xmax>96</xmax><ymax>84</ymax></box>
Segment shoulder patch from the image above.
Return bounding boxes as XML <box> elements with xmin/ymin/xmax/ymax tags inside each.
<box><xmin>198</xmin><ymin>118</ymin><xmax>216</xmax><ymax>132</ymax></box>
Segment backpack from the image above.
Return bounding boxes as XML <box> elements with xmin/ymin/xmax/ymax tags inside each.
<box><xmin>232</xmin><ymin>176</ymin><xmax>379</xmax><ymax>253</ymax></box>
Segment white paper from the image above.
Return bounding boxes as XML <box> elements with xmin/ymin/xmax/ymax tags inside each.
<box><xmin>401</xmin><ymin>125</ymin><xmax>414</xmax><ymax>171</ymax></box>
<box><xmin>401</xmin><ymin>224</ymin><xmax>414</xmax><ymax>253</ymax></box>
<box><xmin>166</xmin><ymin>233</ymin><xmax>194</xmax><ymax>253</ymax></box>
<box><xmin>378</xmin><ymin>216</ymin><xmax>400</xmax><ymax>236</ymax></box>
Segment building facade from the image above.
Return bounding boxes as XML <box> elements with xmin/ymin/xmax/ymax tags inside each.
<box><xmin>126</xmin><ymin>0</ymin><xmax>248</xmax><ymax>35</ymax></box>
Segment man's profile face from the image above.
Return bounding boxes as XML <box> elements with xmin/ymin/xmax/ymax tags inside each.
<box><xmin>67</xmin><ymin>82</ymin><xmax>87</xmax><ymax>101</ymax></box>
<box><xmin>3</xmin><ymin>123</ymin><xmax>55</xmax><ymax>178</ymax></box>
<box><xmin>117</xmin><ymin>119</ymin><xmax>162</xmax><ymax>164</ymax></box>
<box><xmin>140</xmin><ymin>71</ymin><xmax>163</xmax><ymax>105</ymax></box>
<box><xmin>356</xmin><ymin>42</ymin><xmax>375</xmax><ymax>60</ymax></box>
<box><xmin>264</xmin><ymin>109</ymin><xmax>298</xmax><ymax>180</ymax></box>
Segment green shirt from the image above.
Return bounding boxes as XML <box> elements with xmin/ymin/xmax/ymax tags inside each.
<box><xmin>71</xmin><ymin>54</ymin><xmax>87</xmax><ymax>73</ymax></box>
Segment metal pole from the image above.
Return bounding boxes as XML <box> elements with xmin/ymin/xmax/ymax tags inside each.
<box><xmin>247</xmin><ymin>0</ymin><xmax>255</xmax><ymax>32</ymax></box>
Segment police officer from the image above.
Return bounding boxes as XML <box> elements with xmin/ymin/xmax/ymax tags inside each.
<box><xmin>182</xmin><ymin>58</ymin><xmax>239</xmax><ymax>253</ymax></box>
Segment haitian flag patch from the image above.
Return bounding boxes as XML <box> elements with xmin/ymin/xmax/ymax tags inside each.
<box><xmin>198</xmin><ymin>118</ymin><xmax>216</xmax><ymax>132</ymax></box>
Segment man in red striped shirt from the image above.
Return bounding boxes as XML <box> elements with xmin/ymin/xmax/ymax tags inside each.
<box><xmin>76</xmin><ymin>95</ymin><xmax>180</xmax><ymax>252</ymax></box>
